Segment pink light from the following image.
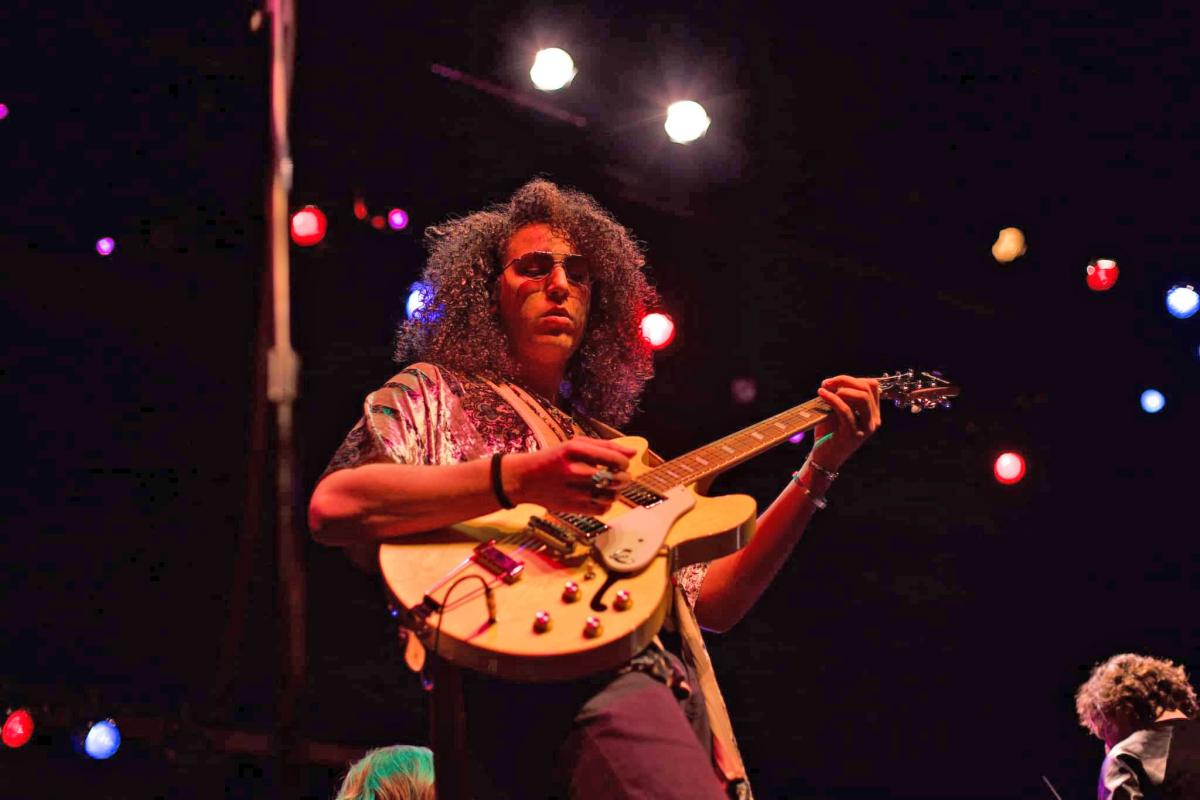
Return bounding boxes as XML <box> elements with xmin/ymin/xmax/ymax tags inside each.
<box><xmin>0</xmin><ymin>104</ymin><xmax>9</xmax><ymax>120</ymax></box>
<box><xmin>387</xmin><ymin>208</ymin><xmax>409</xmax><ymax>230</ymax></box>
<box><xmin>788</xmin><ymin>431</ymin><xmax>806</xmax><ymax>444</ymax></box>
<box><xmin>96</xmin><ymin>237</ymin><xmax>115</xmax><ymax>256</ymax></box>
<box><xmin>640</xmin><ymin>312</ymin><xmax>676</xmax><ymax>350</ymax></box>
<box><xmin>290</xmin><ymin>206</ymin><xmax>327</xmax><ymax>246</ymax></box>
<box><xmin>993</xmin><ymin>451</ymin><xmax>1026</xmax><ymax>485</ymax></box>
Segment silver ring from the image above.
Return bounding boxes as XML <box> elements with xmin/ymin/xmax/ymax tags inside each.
<box><xmin>591</xmin><ymin>467</ymin><xmax>614</xmax><ymax>489</ymax></box>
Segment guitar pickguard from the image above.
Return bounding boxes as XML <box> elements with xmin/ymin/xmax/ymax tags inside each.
<box><xmin>593</xmin><ymin>487</ymin><xmax>696</xmax><ymax>574</ymax></box>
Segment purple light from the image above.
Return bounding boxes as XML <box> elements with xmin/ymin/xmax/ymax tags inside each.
<box><xmin>788</xmin><ymin>431</ymin><xmax>806</xmax><ymax>445</ymax></box>
<box><xmin>0</xmin><ymin>104</ymin><xmax>9</xmax><ymax>120</ymax></box>
<box><xmin>95</xmin><ymin>237</ymin><xmax>115</xmax><ymax>256</ymax></box>
<box><xmin>387</xmin><ymin>208</ymin><xmax>409</xmax><ymax>231</ymax></box>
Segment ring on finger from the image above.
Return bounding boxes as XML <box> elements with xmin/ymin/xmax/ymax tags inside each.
<box><xmin>591</xmin><ymin>467</ymin><xmax>615</xmax><ymax>490</ymax></box>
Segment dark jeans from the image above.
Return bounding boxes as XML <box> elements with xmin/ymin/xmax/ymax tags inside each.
<box><xmin>463</xmin><ymin>646</ymin><xmax>727</xmax><ymax>799</ymax></box>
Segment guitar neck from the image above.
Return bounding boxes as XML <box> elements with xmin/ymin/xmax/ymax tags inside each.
<box><xmin>634</xmin><ymin>396</ymin><xmax>834</xmax><ymax>493</ymax></box>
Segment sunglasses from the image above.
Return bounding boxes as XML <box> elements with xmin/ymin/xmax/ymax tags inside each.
<box><xmin>504</xmin><ymin>251</ymin><xmax>593</xmax><ymax>289</ymax></box>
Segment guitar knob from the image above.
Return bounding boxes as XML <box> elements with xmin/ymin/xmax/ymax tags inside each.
<box><xmin>562</xmin><ymin>581</ymin><xmax>581</xmax><ymax>603</ymax></box>
<box><xmin>613</xmin><ymin>590</ymin><xmax>632</xmax><ymax>611</ymax></box>
<box><xmin>533</xmin><ymin>611</ymin><xmax>552</xmax><ymax>633</ymax></box>
<box><xmin>583</xmin><ymin>616</ymin><xmax>604</xmax><ymax>638</ymax></box>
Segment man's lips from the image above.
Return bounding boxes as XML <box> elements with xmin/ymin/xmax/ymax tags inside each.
<box><xmin>541</xmin><ymin>309</ymin><xmax>573</xmax><ymax>321</ymax></box>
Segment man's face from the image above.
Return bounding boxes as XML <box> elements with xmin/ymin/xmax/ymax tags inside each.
<box><xmin>495</xmin><ymin>222</ymin><xmax>591</xmax><ymax>372</ymax></box>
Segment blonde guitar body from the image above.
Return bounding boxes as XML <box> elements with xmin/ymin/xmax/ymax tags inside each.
<box><xmin>378</xmin><ymin>436</ymin><xmax>757</xmax><ymax>683</ymax></box>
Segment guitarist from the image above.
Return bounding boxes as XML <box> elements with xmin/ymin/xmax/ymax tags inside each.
<box><xmin>308</xmin><ymin>178</ymin><xmax>882</xmax><ymax>799</ymax></box>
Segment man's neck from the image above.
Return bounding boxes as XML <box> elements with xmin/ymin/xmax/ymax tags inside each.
<box><xmin>516</xmin><ymin>364</ymin><xmax>564</xmax><ymax>404</ymax></box>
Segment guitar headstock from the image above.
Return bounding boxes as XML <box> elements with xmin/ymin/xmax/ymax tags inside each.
<box><xmin>879</xmin><ymin>369</ymin><xmax>960</xmax><ymax>413</ymax></box>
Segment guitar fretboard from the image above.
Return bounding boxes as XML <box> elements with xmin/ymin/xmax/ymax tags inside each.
<box><xmin>635</xmin><ymin>397</ymin><xmax>834</xmax><ymax>493</ymax></box>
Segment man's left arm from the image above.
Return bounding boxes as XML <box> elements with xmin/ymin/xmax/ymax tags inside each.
<box><xmin>694</xmin><ymin>375</ymin><xmax>881</xmax><ymax>633</ymax></box>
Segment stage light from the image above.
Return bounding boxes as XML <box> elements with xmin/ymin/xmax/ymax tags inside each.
<box><xmin>1140</xmin><ymin>389</ymin><xmax>1165</xmax><ymax>414</ymax></box>
<box><xmin>0</xmin><ymin>103</ymin><xmax>9</xmax><ymax>120</ymax></box>
<box><xmin>991</xmin><ymin>227</ymin><xmax>1026</xmax><ymax>263</ymax></box>
<box><xmin>1166</xmin><ymin>284</ymin><xmax>1198</xmax><ymax>319</ymax></box>
<box><xmin>731</xmin><ymin>378</ymin><xmax>757</xmax><ymax>404</ymax></box>
<box><xmin>665</xmin><ymin>101</ymin><xmax>711</xmax><ymax>144</ymax></box>
<box><xmin>993</xmin><ymin>451</ymin><xmax>1026</xmax><ymax>485</ymax></box>
<box><xmin>640</xmin><ymin>312</ymin><xmax>676</xmax><ymax>350</ymax></box>
<box><xmin>388</xmin><ymin>208</ymin><xmax>410</xmax><ymax>231</ymax></box>
<box><xmin>2</xmin><ymin>709</ymin><xmax>34</xmax><ymax>749</ymax></box>
<box><xmin>789</xmin><ymin>431</ymin><xmax>806</xmax><ymax>445</ymax></box>
<box><xmin>370</xmin><ymin>215</ymin><xmax>386</xmax><ymax>230</ymax></box>
<box><xmin>353</xmin><ymin>197</ymin><xmax>368</xmax><ymax>220</ymax></box>
<box><xmin>95</xmin><ymin>237</ymin><xmax>116</xmax><ymax>256</ymax></box>
<box><xmin>530</xmin><ymin>48</ymin><xmax>576</xmax><ymax>91</ymax></box>
<box><xmin>83</xmin><ymin>719</ymin><xmax>120</xmax><ymax>760</ymax></box>
<box><xmin>290</xmin><ymin>206</ymin><xmax>327</xmax><ymax>247</ymax></box>
<box><xmin>1086</xmin><ymin>258</ymin><xmax>1119</xmax><ymax>291</ymax></box>
<box><xmin>406</xmin><ymin>282</ymin><xmax>431</xmax><ymax>320</ymax></box>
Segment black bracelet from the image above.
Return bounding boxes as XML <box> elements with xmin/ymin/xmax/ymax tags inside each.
<box><xmin>491</xmin><ymin>452</ymin><xmax>516</xmax><ymax>509</ymax></box>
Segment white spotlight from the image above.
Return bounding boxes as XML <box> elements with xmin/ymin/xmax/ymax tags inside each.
<box><xmin>664</xmin><ymin>100</ymin><xmax>711</xmax><ymax>144</ymax></box>
<box><xmin>530</xmin><ymin>48</ymin><xmax>577</xmax><ymax>91</ymax></box>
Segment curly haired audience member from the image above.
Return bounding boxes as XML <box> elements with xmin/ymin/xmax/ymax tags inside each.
<box><xmin>1076</xmin><ymin>653</ymin><xmax>1200</xmax><ymax>799</ymax></box>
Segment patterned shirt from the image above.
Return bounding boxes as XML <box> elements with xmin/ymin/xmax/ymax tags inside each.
<box><xmin>322</xmin><ymin>362</ymin><xmax>710</xmax><ymax>607</ymax></box>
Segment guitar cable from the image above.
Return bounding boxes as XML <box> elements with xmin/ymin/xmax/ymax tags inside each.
<box><xmin>422</xmin><ymin>574</ymin><xmax>495</xmax><ymax>691</ymax></box>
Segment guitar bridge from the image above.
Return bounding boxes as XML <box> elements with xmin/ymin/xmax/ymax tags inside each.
<box><xmin>527</xmin><ymin>516</ymin><xmax>578</xmax><ymax>554</ymax></box>
<box><xmin>472</xmin><ymin>541</ymin><xmax>524</xmax><ymax>583</ymax></box>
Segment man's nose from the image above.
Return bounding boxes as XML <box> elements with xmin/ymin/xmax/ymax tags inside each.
<box><xmin>544</xmin><ymin>264</ymin><xmax>571</xmax><ymax>298</ymax></box>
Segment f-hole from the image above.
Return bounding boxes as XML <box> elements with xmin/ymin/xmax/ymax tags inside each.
<box><xmin>590</xmin><ymin>572</ymin><xmax>622</xmax><ymax>612</ymax></box>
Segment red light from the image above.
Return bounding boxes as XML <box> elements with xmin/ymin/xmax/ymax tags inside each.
<box><xmin>353</xmin><ymin>198</ymin><xmax>368</xmax><ymax>220</ymax></box>
<box><xmin>2</xmin><ymin>709</ymin><xmax>34</xmax><ymax>748</ymax></box>
<box><xmin>993</xmin><ymin>452</ymin><xmax>1026</xmax><ymax>485</ymax></box>
<box><xmin>370</xmin><ymin>215</ymin><xmax>386</xmax><ymax>230</ymax></box>
<box><xmin>641</xmin><ymin>312</ymin><xmax>676</xmax><ymax>350</ymax></box>
<box><xmin>1086</xmin><ymin>258</ymin><xmax>1119</xmax><ymax>291</ymax></box>
<box><xmin>290</xmin><ymin>206</ymin><xmax>327</xmax><ymax>247</ymax></box>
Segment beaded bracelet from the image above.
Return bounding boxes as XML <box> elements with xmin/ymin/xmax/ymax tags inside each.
<box><xmin>807</xmin><ymin>458</ymin><xmax>839</xmax><ymax>482</ymax></box>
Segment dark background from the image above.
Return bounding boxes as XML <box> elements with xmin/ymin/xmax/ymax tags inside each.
<box><xmin>2</xmin><ymin>1</ymin><xmax>1197</xmax><ymax>797</ymax></box>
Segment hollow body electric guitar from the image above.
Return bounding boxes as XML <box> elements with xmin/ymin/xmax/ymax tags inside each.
<box><xmin>380</xmin><ymin>370</ymin><xmax>958</xmax><ymax>682</ymax></box>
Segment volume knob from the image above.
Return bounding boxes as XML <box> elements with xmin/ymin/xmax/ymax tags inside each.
<box><xmin>583</xmin><ymin>616</ymin><xmax>603</xmax><ymax>639</ymax></box>
<box><xmin>562</xmin><ymin>581</ymin><xmax>581</xmax><ymax>603</ymax></box>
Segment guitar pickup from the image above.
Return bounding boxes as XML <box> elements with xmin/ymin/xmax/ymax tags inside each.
<box><xmin>472</xmin><ymin>541</ymin><xmax>524</xmax><ymax>583</ymax></box>
<box><xmin>526</xmin><ymin>516</ymin><xmax>578</xmax><ymax>554</ymax></box>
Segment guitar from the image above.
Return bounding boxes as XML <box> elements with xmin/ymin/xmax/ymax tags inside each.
<box><xmin>379</xmin><ymin>370</ymin><xmax>959</xmax><ymax>682</ymax></box>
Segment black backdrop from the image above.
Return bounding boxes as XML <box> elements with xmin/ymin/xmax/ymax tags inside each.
<box><xmin>2</xmin><ymin>2</ymin><xmax>1197</xmax><ymax>797</ymax></box>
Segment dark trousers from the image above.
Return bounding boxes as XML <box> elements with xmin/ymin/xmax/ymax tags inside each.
<box><xmin>462</xmin><ymin>647</ymin><xmax>728</xmax><ymax>799</ymax></box>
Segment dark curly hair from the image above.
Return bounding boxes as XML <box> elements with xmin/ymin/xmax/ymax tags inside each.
<box><xmin>395</xmin><ymin>178</ymin><xmax>658</xmax><ymax>426</ymax></box>
<box><xmin>1075</xmin><ymin>653</ymin><xmax>1199</xmax><ymax>742</ymax></box>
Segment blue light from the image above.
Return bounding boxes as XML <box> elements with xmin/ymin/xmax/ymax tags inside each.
<box><xmin>1140</xmin><ymin>389</ymin><xmax>1165</xmax><ymax>414</ymax></box>
<box><xmin>406</xmin><ymin>282</ymin><xmax>433</xmax><ymax>321</ymax></box>
<box><xmin>1166</xmin><ymin>284</ymin><xmax>1198</xmax><ymax>319</ymax></box>
<box><xmin>83</xmin><ymin>719</ymin><xmax>121</xmax><ymax>760</ymax></box>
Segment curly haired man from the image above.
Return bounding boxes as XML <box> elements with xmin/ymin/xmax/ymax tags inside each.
<box><xmin>309</xmin><ymin>178</ymin><xmax>883</xmax><ymax>799</ymax></box>
<box><xmin>1076</xmin><ymin>653</ymin><xmax>1200</xmax><ymax>799</ymax></box>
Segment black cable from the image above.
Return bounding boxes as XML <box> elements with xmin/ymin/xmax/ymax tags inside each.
<box><xmin>421</xmin><ymin>574</ymin><xmax>494</xmax><ymax>691</ymax></box>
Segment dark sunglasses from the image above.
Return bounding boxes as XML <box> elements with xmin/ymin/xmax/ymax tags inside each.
<box><xmin>504</xmin><ymin>251</ymin><xmax>593</xmax><ymax>288</ymax></box>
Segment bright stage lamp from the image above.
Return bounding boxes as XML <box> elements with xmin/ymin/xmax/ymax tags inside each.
<box><xmin>530</xmin><ymin>48</ymin><xmax>576</xmax><ymax>91</ymax></box>
<box><xmin>640</xmin><ymin>312</ymin><xmax>676</xmax><ymax>349</ymax></box>
<box><xmin>993</xmin><ymin>452</ymin><xmax>1026</xmax><ymax>485</ymax></box>
<box><xmin>1140</xmin><ymin>389</ymin><xmax>1165</xmax><ymax>414</ymax></box>
<box><xmin>388</xmin><ymin>208</ymin><xmax>410</xmax><ymax>230</ymax></box>
<box><xmin>2</xmin><ymin>709</ymin><xmax>34</xmax><ymax>749</ymax></box>
<box><xmin>95</xmin><ymin>237</ymin><xmax>116</xmax><ymax>256</ymax></box>
<box><xmin>1166</xmin><ymin>284</ymin><xmax>1198</xmax><ymax>319</ymax></box>
<box><xmin>290</xmin><ymin>206</ymin><xmax>327</xmax><ymax>247</ymax></box>
<box><xmin>83</xmin><ymin>719</ymin><xmax>121</xmax><ymax>760</ymax></box>
<box><xmin>665</xmin><ymin>101</ymin><xmax>711</xmax><ymax>144</ymax></box>
<box><xmin>1086</xmin><ymin>259</ymin><xmax>1119</xmax><ymax>291</ymax></box>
